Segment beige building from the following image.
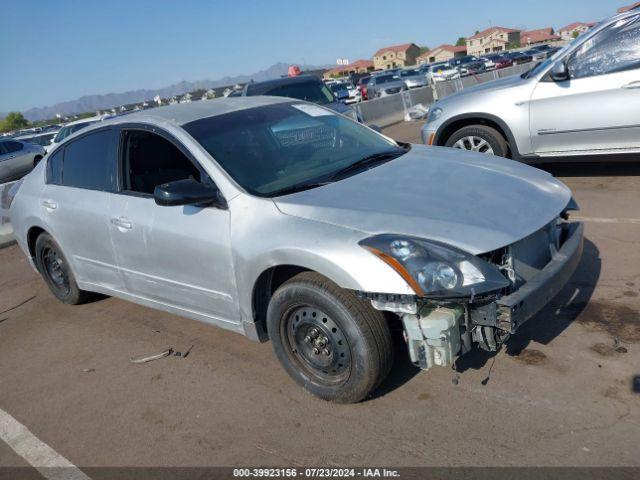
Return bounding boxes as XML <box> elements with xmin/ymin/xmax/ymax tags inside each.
<box><xmin>466</xmin><ymin>27</ymin><xmax>520</xmax><ymax>56</ymax></box>
<box><xmin>558</xmin><ymin>22</ymin><xmax>595</xmax><ymax>40</ymax></box>
<box><xmin>416</xmin><ymin>44</ymin><xmax>467</xmax><ymax>64</ymax></box>
<box><xmin>372</xmin><ymin>43</ymin><xmax>421</xmax><ymax>70</ymax></box>
<box><xmin>520</xmin><ymin>27</ymin><xmax>560</xmax><ymax>46</ymax></box>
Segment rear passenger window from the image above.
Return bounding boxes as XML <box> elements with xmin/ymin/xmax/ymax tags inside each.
<box><xmin>47</xmin><ymin>149</ymin><xmax>63</xmax><ymax>185</ymax></box>
<box><xmin>61</xmin><ymin>130</ymin><xmax>113</xmax><ymax>190</ymax></box>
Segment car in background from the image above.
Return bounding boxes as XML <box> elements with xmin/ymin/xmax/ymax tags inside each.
<box><xmin>421</xmin><ymin>62</ymin><xmax>460</xmax><ymax>83</ymax></box>
<box><xmin>15</xmin><ymin>131</ymin><xmax>58</xmax><ymax>152</ymax></box>
<box><xmin>479</xmin><ymin>57</ymin><xmax>496</xmax><ymax>70</ymax></box>
<box><xmin>0</xmin><ymin>138</ymin><xmax>46</xmax><ymax>183</ymax></box>
<box><xmin>365</xmin><ymin>73</ymin><xmax>407</xmax><ymax>98</ymax></box>
<box><xmin>399</xmin><ymin>68</ymin><xmax>429</xmax><ymax>89</ymax></box>
<box><xmin>357</xmin><ymin>76</ymin><xmax>371</xmax><ymax>100</ymax></box>
<box><xmin>524</xmin><ymin>48</ymin><xmax>547</xmax><ymax>62</ymax></box>
<box><xmin>483</xmin><ymin>53</ymin><xmax>514</xmax><ymax>69</ymax></box>
<box><xmin>48</xmin><ymin>116</ymin><xmax>103</xmax><ymax>151</ymax></box>
<box><xmin>243</xmin><ymin>75</ymin><xmax>360</xmax><ymax>122</ymax></box>
<box><xmin>421</xmin><ymin>8</ymin><xmax>640</xmax><ymax>162</ymax></box>
<box><xmin>8</xmin><ymin>97</ymin><xmax>583</xmax><ymax>403</ymax></box>
<box><xmin>504</xmin><ymin>51</ymin><xmax>533</xmax><ymax>64</ymax></box>
<box><xmin>449</xmin><ymin>55</ymin><xmax>486</xmax><ymax>75</ymax></box>
<box><xmin>341</xmin><ymin>82</ymin><xmax>363</xmax><ymax>104</ymax></box>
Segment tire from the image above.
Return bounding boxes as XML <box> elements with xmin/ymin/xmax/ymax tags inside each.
<box><xmin>34</xmin><ymin>232</ymin><xmax>93</xmax><ymax>305</ymax></box>
<box><xmin>33</xmin><ymin>156</ymin><xmax>43</xmax><ymax>167</ymax></box>
<box><xmin>267</xmin><ymin>271</ymin><xmax>393</xmax><ymax>403</ymax></box>
<box><xmin>445</xmin><ymin>125</ymin><xmax>509</xmax><ymax>157</ymax></box>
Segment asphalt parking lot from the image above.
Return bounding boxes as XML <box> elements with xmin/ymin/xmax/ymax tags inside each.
<box><xmin>0</xmin><ymin>121</ymin><xmax>639</xmax><ymax>474</ymax></box>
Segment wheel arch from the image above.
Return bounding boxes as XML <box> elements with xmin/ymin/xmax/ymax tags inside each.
<box><xmin>434</xmin><ymin>113</ymin><xmax>520</xmax><ymax>159</ymax></box>
<box><xmin>27</xmin><ymin>225</ymin><xmax>47</xmax><ymax>260</ymax></box>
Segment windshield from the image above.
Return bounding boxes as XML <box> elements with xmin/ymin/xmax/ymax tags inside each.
<box><xmin>53</xmin><ymin>121</ymin><xmax>94</xmax><ymax>142</ymax></box>
<box><xmin>400</xmin><ymin>69</ymin><xmax>420</xmax><ymax>77</ymax></box>
<box><xmin>258</xmin><ymin>81</ymin><xmax>335</xmax><ymax>105</ymax></box>
<box><xmin>376</xmin><ymin>74</ymin><xmax>398</xmax><ymax>84</ymax></box>
<box><xmin>183</xmin><ymin>102</ymin><xmax>402</xmax><ymax>197</ymax></box>
<box><xmin>22</xmin><ymin>133</ymin><xmax>55</xmax><ymax>146</ymax></box>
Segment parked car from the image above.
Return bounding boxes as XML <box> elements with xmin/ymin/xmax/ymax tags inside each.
<box><xmin>449</xmin><ymin>55</ymin><xmax>486</xmax><ymax>75</ymax></box>
<box><xmin>0</xmin><ymin>139</ymin><xmax>46</xmax><ymax>183</ymax></box>
<box><xmin>341</xmin><ymin>82</ymin><xmax>363</xmax><ymax>104</ymax></box>
<box><xmin>366</xmin><ymin>73</ymin><xmax>407</xmax><ymax>98</ymax></box>
<box><xmin>399</xmin><ymin>68</ymin><xmax>429</xmax><ymax>89</ymax></box>
<box><xmin>8</xmin><ymin>97</ymin><xmax>583</xmax><ymax>403</ymax></box>
<box><xmin>479</xmin><ymin>57</ymin><xmax>496</xmax><ymax>70</ymax></box>
<box><xmin>421</xmin><ymin>62</ymin><xmax>460</xmax><ymax>83</ymax></box>
<box><xmin>483</xmin><ymin>53</ymin><xmax>514</xmax><ymax>69</ymax></box>
<box><xmin>15</xmin><ymin>131</ymin><xmax>58</xmax><ymax>151</ymax></box>
<box><xmin>357</xmin><ymin>76</ymin><xmax>371</xmax><ymax>100</ymax></box>
<box><xmin>49</xmin><ymin>117</ymin><xmax>102</xmax><ymax>151</ymax></box>
<box><xmin>504</xmin><ymin>51</ymin><xmax>533</xmax><ymax>64</ymax></box>
<box><xmin>524</xmin><ymin>48</ymin><xmax>547</xmax><ymax>62</ymax></box>
<box><xmin>243</xmin><ymin>75</ymin><xmax>360</xmax><ymax>122</ymax></box>
<box><xmin>421</xmin><ymin>9</ymin><xmax>640</xmax><ymax>161</ymax></box>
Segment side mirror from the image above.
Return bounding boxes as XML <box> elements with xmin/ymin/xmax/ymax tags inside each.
<box><xmin>369</xmin><ymin>124</ymin><xmax>382</xmax><ymax>133</ymax></box>
<box><xmin>154</xmin><ymin>178</ymin><xmax>226</xmax><ymax>208</ymax></box>
<box><xmin>549</xmin><ymin>61</ymin><xmax>569</xmax><ymax>82</ymax></box>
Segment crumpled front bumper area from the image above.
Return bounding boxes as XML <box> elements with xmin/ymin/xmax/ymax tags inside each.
<box><xmin>496</xmin><ymin>221</ymin><xmax>584</xmax><ymax>333</ymax></box>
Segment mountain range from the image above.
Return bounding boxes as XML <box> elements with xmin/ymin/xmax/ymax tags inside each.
<box><xmin>5</xmin><ymin>62</ymin><xmax>329</xmax><ymax>122</ymax></box>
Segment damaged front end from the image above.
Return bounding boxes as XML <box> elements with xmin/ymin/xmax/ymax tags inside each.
<box><xmin>358</xmin><ymin>207</ymin><xmax>584</xmax><ymax>371</ymax></box>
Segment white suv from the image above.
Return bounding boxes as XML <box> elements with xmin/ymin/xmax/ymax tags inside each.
<box><xmin>422</xmin><ymin>9</ymin><xmax>640</xmax><ymax>161</ymax></box>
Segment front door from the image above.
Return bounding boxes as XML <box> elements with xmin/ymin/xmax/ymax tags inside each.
<box><xmin>530</xmin><ymin>16</ymin><xmax>640</xmax><ymax>154</ymax></box>
<box><xmin>108</xmin><ymin>127</ymin><xmax>240</xmax><ymax>326</ymax></box>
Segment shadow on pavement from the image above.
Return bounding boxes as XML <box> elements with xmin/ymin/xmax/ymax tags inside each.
<box><xmin>538</xmin><ymin>160</ymin><xmax>640</xmax><ymax>177</ymax></box>
<box><xmin>455</xmin><ymin>237</ymin><xmax>601</xmax><ymax>372</ymax></box>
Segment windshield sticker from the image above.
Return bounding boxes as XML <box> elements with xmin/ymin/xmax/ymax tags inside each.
<box><xmin>292</xmin><ymin>104</ymin><xmax>335</xmax><ymax>117</ymax></box>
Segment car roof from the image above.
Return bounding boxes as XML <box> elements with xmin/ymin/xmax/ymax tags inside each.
<box><xmin>96</xmin><ymin>96</ymin><xmax>292</xmax><ymax>129</ymax></box>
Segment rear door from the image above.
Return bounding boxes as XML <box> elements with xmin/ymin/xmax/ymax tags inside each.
<box><xmin>40</xmin><ymin>129</ymin><xmax>122</xmax><ymax>290</ymax></box>
<box><xmin>530</xmin><ymin>16</ymin><xmax>640</xmax><ymax>154</ymax></box>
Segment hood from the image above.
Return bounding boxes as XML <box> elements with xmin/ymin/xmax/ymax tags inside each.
<box><xmin>274</xmin><ymin>145</ymin><xmax>571</xmax><ymax>255</ymax></box>
<box><xmin>326</xmin><ymin>101</ymin><xmax>353</xmax><ymax>114</ymax></box>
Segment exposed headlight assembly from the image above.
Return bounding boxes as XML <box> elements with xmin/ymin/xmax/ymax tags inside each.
<box><xmin>427</xmin><ymin>107</ymin><xmax>443</xmax><ymax>123</ymax></box>
<box><xmin>360</xmin><ymin>234</ymin><xmax>509</xmax><ymax>298</ymax></box>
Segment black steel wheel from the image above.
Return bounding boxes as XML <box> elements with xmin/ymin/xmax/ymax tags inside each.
<box><xmin>34</xmin><ymin>232</ymin><xmax>93</xmax><ymax>304</ymax></box>
<box><xmin>284</xmin><ymin>306</ymin><xmax>352</xmax><ymax>385</ymax></box>
<box><xmin>267</xmin><ymin>272</ymin><xmax>393</xmax><ymax>403</ymax></box>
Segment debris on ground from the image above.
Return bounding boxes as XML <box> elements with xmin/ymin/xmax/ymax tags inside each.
<box><xmin>404</xmin><ymin>103</ymin><xmax>429</xmax><ymax>122</ymax></box>
<box><xmin>82</xmin><ymin>368</ymin><xmax>95</xmax><ymax>373</ymax></box>
<box><xmin>130</xmin><ymin>348</ymin><xmax>173</xmax><ymax>364</ymax></box>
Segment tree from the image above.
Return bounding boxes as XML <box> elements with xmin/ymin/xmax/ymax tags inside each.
<box><xmin>572</xmin><ymin>30</ymin><xmax>580</xmax><ymax>39</ymax></box>
<box><xmin>455</xmin><ymin>37</ymin><xmax>467</xmax><ymax>46</ymax></box>
<box><xmin>507</xmin><ymin>41</ymin><xmax>520</xmax><ymax>50</ymax></box>
<box><xmin>0</xmin><ymin>112</ymin><xmax>29</xmax><ymax>133</ymax></box>
<box><xmin>418</xmin><ymin>45</ymin><xmax>430</xmax><ymax>54</ymax></box>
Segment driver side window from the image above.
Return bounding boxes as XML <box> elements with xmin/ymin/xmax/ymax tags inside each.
<box><xmin>568</xmin><ymin>16</ymin><xmax>640</xmax><ymax>79</ymax></box>
<box><xmin>121</xmin><ymin>129</ymin><xmax>206</xmax><ymax>195</ymax></box>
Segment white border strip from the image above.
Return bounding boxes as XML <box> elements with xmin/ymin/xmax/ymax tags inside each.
<box><xmin>0</xmin><ymin>407</ymin><xmax>91</xmax><ymax>480</ymax></box>
<box><xmin>572</xmin><ymin>216</ymin><xmax>640</xmax><ymax>225</ymax></box>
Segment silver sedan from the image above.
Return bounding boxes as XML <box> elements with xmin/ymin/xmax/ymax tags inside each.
<box><xmin>9</xmin><ymin>97</ymin><xmax>583</xmax><ymax>403</ymax></box>
<box><xmin>0</xmin><ymin>139</ymin><xmax>46</xmax><ymax>183</ymax></box>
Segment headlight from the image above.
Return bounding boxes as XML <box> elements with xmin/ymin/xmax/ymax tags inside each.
<box><xmin>427</xmin><ymin>107</ymin><xmax>443</xmax><ymax>123</ymax></box>
<box><xmin>360</xmin><ymin>235</ymin><xmax>509</xmax><ymax>298</ymax></box>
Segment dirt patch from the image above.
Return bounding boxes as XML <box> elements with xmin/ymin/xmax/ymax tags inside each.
<box><xmin>590</xmin><ymin>342</ymin><xmax>628</xmax><ymax>356</ymax></box>
<box><xmin>572</xmin><ymin>301</ymin><xmax>640</xmax><ymax>343</ymax></box>
<box><xmin>417</xmin><ymin>393</ymin><xmax>429</xmax><ymax>401</ymax></box>
<box><xmin>513</xmin><ymin>349</ymin><xmax>548</xmax><ymax>365</ymax></box>
<box><xmin>623</xmin><ymin>291</ymin><xmax>638</xmax><ymax>298</ymax></box>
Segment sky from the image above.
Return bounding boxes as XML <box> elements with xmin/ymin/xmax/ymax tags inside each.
<box><xmin>0</xmin><ymin>0</ymin><xmax>622</xmax><ymax>112</ymax></box>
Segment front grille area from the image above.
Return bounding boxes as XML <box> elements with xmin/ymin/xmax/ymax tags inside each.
<box><xmin>384</xmin><ymin>87</ymin><xmax>402</xmax><ymax>94</ymax></box>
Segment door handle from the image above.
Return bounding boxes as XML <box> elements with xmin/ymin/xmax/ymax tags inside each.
<box><xmin>110</xmin><ymin>217</ymin><xmax>132</xmax><ymax>230</ymax></box>
<box><xmin>41</xmin><ymin>200</ymin><xmax>57</xmax><ymax>210</ymax></box>
<box><xmin>622</xmin><ymin>81</ymin><xmax>640</xmax><ymax>89</ymax></box>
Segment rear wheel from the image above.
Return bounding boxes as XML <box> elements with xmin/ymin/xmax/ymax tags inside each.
<box><xmin>267</xmin><ymin>272</ymin><xmax>393</xmax><ymax>403</ymax></box>
<box><xmin>445</xmin><ymin>125</ymin><xmax>509</xmax><ymax>157</ymax></box>
<box><xmin>34</xmin><ymin>233</ymin><xmax>93</xmax><ymax>304</ymax></box>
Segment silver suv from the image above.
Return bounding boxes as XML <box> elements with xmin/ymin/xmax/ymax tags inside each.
<box><xmin>421</xmin><ymin>9</ymin><xmax>640</xmax><ymax>161</ymax></box>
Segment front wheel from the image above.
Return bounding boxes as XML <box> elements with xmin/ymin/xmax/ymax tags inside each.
<box><xmin>267</xmin><ymin>272</ymin><xmax>393</xmax><ymax>403</ymax></box>
<box><xmin>445</xmin><ymin>125</ymin><xmax>509</xmax><ymax>157</ymax></box>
